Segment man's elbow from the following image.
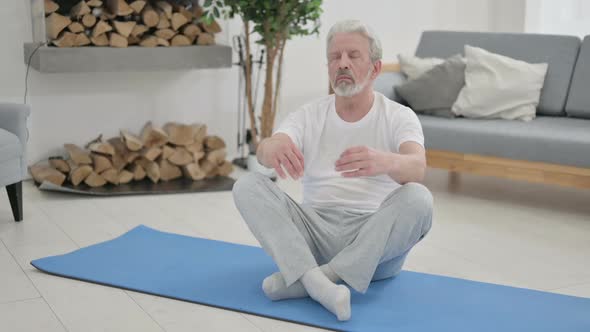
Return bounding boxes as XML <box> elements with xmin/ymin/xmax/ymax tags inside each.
<box><xmin>415</xmin><ymin>165</ymin><xmax>426</xmax><ymax>183</ymax></box>
<box><xmin>409</xmin><ymin>159</ymin><xmax>427</xmax><ymax>184</ymax></box>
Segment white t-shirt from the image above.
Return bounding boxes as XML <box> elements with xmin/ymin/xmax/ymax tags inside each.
<box><xmin>274</xmin><ymin>91</ymin><xmax>424</xmax><ymax>212</ymax></box>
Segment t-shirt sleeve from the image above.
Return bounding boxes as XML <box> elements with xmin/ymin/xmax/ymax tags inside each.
<box><xmin>394</xmin><ymin>107</ymin><xmax>425</xmax><ymax>151</ymax></box>
<box><xmin>273</xmin><ymin>108</ymin><xmax>305</xmax><ymax>152</ymax></box>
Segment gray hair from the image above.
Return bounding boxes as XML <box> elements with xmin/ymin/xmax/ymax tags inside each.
<box><xmin>326</xmin><ymin>20</ymin><xmax>383</xmax><ymax>63</ymax></box>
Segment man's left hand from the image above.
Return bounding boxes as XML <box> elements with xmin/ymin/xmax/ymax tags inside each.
<box><xmin>335</xmin><ymin>146</ymin><xmax>396</xmax><ymax>177</ymax></box>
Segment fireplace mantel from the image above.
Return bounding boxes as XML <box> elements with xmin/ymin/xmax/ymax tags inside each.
<box><xmin>23</xmin><ymin>43</ymin><xmax>232</xmax><ymax>73</ymax></box>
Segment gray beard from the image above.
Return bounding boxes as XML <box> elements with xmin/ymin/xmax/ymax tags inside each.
<box><xmin>332</xmin><ymin>67</ymin><xmax>373</xmax><ymax>97</ymax></box>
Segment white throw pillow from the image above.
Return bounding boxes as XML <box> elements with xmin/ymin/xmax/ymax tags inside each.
<box><xmin>451</xmin><ymin>45</ymin><xmax>548</xmax><ymax>121</ymax></box>
<box><xmin>397</xmin><ymin>54</ymin><xmax>444</xmax><ymax>80</ymax></box>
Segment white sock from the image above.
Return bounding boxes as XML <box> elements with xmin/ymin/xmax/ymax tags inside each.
<box><xmin>300</xmin><ymin>267</ymin><xmax>351</xmax><ymax>321</ymax></box>
<box><xmin>262</xmin><ymin>265</ymin><xmax>341</xmax><ymax>301</ymax></box>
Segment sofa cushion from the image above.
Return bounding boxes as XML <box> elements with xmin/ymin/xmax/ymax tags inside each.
<box><xmin>418</xmin><ymin>115</ymin><xmax>590</xmax><ymax>168</ymax></box>
<box><xmin>565</xmin><ymin>35</ymin><xmax>590</xmax><ymax>119</ymax></box>
<box><xmin>0</xmin><ymin>128</ymin><xmax>23</xmax><ymax>164</ymax></box>
<box><xmin>397</xmin><ymin>54</ymin><xmax>445</xmax><ymax>80</ymax></box>
<box><xmin>395</xmin><ymin>54</ymin><xmax>464</xmax><ymax>118</ymax></box>
<box><xmin>415</xmin><ymin>31</ymin><xmax>581</xmax><ymax>116</ymax></box>
<box><xmin>452</xmin><ymin>45</ymin><xmax>548</xmax><ymax>121</ymax></box>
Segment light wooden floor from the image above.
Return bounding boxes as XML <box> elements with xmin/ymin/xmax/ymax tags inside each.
<box><xmin>1</xmin><ymin>168</ymin><xmax>589</xmax><ymax>331</ymax></box>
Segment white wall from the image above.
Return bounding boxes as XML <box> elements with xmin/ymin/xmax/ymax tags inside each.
<box><xmin>0</xmin><ymin>0</ymin><xmax>526</xmax><ymax>172</ymax></box>
<box><xmin>525</xmin><ymin>0</ymin><xmax>590</xmax><ymax>38</ymax></box>
<box><xmin>489</xmin><ymin>0</ymin><xmax>526</xmax><ymax>33</ymax></box>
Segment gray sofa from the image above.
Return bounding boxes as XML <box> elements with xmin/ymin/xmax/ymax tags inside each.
<box><xmin>0</xmin><ymin>103</ymin><xmax>30</xmax><ymax>221</ymax></box>
<box><xmin>375</xmin><ymin>31</ymin><xmax>590</xmax><ymax>171</ymax></box>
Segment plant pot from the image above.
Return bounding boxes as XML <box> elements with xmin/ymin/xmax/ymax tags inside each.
<box><xmin>247</xmin><ymin>154</ymin><xmax>276</xmax><ymax>179</ymax></box>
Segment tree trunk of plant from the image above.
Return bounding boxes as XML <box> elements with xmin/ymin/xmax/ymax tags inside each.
<box><xmin>260</xmin><ymin>42</ymin><xmax>276</xmax><ymax>139</ymax></box>
<box><xmin>243</xmin><ymin>20</ymin><xmax>259</xmax><ymax>149</ymax></box>
<box><xmin>270</xmin><ymin>36</ymin><xmax>286</xmax><ymax>134</ymax></box>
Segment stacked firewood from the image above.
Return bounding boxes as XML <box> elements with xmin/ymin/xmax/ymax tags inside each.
<box><xmin>30</xmin><ymin>122</ymin><xmax>234</xmax><ymax>187</ymax></box>
<box><xmin>44</xmin><ymin>0</ymin><xmax>220</xmax><ymax>47</ymax></box>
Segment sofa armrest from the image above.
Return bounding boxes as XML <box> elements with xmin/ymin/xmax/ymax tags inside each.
<box><xmin>0</xmin><ymin>103</ymin><xmax>31</xmax><ymax>146</ymax></box>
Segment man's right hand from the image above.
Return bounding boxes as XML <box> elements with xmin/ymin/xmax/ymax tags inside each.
<box><xmin>257</xmin><ymin>133</ymin><xmax>304</xmax><ymax>180</ymax></box>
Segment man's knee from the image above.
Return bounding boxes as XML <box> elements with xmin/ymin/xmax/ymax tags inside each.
<box><xmin>395</xmin><ymin>183</ymin><xmax>433</xmax><ymax>236</ymax></box>
<box><xmin>400</xmin><ymin>182</ymin><xmax>433</xmax><ymax>213</ymax></box>
<box><xmin>232</xmin><ymin>172</ymin><xmax>268</xmax><ymax>202</ymax></box>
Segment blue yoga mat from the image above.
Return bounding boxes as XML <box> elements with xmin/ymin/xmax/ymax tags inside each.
<box><xmin>31</xmin><ymin>225</ymin><xmax>590</xmax><ymax>332</ymax></box>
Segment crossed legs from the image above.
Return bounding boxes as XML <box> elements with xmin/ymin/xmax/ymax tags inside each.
<box><xmin>232</xmin><ymin>172</ymin><xmax>433</xmax><ymax>320</ymax></box>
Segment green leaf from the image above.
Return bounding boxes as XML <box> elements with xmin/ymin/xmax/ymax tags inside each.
<box><xmin>199</xmin><ymin>14</ymin><xmax>212</xmax><ymax>25</ymax></box>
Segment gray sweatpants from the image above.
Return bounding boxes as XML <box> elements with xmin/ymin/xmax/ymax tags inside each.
<box><xmin>232</xmin><ymin>172</ymin><xmax>433</xmax><ymax>293</ymax></box>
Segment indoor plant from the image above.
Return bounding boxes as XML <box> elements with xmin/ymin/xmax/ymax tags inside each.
<box><xmin>203</xmin><ymin>0</ymin><xmax>322</xmax><ymax>154</ymax></box>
